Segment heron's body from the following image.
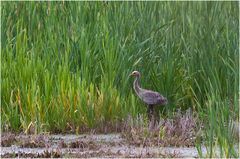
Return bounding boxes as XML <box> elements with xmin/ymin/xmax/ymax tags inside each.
<box><xmin>133</xmin><ymin>76</ymin><xmax>167</xmax><ymax>105</ymax></box>
<box><xmin>130</xmin><ymin>71</ymin><xmax>167</xmax><ymax>128</ymax></box>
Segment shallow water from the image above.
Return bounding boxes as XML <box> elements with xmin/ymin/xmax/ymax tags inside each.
<box><xmin>0</xmin><ymin>133</ymin><xmax>238</xmax><ymax>158</ymax></box>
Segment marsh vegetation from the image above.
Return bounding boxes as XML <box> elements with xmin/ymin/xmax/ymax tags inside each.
<box><xmin>1</xmin><ymin>1</ymin><xmax>239</xmax><ymax>157</ymax></box>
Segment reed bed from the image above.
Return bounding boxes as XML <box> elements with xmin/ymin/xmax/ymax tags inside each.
<box><xmin>1</xmin><ymin>1</ymin><xmax>239</xmax><ymax>157</ymax></box>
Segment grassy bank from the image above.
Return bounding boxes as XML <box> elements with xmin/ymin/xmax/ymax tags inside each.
<box><xmin>1</xmin><ymin>1</ymin><xmax>239</xmax><ymax>157</ymax></box>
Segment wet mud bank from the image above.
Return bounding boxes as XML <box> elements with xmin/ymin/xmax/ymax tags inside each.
<box><xmin>0</xmin><ymin>133</ymin><xmax>236</xmax><ymax>158</ymax></box>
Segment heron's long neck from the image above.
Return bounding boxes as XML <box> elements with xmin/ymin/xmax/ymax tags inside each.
<box><xmin>133</xmin><ymin>76</ymin><xmax>141</xmax><ymax>94</ymax></box>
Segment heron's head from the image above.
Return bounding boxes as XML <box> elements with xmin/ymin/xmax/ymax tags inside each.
<box><xmin>130</xmin><ymin>71</ymin><xmax>140</xmax><ymax>77</ymax></box>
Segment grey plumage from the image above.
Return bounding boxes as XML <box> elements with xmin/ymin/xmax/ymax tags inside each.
<box><xmin>130</xmin><ymin>70</ymin><xmax>168</xmax><ymax>128</ymax></box>
<box><xmin>132</xmin><ymin>71</ymin><xmax>168</xmax><ymax>106</ymax></box>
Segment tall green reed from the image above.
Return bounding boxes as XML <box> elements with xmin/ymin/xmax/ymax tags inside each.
<box><xmin>1</xmin><ymin>2</ymin><xmax>238</xmax><ymax>156</ymax></box>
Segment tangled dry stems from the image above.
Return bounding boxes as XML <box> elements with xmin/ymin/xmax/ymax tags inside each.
<box><xmin>122</xmin><ymin>109</ymin><xmax>200</xmax><ymax>147</ymax></box>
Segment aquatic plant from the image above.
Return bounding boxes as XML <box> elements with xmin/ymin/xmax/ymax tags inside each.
<box><xmin>1</xmin><ymin>1</ymin><xmax>238</xmax><ymax>157</ymax></box>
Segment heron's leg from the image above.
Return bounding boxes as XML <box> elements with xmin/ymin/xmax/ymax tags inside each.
<box><xmin>154</xmin><ymin>107</ymin><xmax>160</xmax><ymax>125</ymax></box>
<box><xmin>147</xmin><ymin>105</ymin><xmax>155</xmax><ymax>130</ymax></box>
<box><xmin>147</xmin><ymin>105</ymin><xmax>154</xmax><ymax>121</ymax></box>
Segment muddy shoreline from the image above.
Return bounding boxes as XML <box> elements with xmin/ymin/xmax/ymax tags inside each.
<box><xmin>1</xmin><ymin>133</ymin><xmax>234</xmax><ymax>158</ymax></box>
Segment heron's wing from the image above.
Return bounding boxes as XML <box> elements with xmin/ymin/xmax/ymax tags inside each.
<box><xmin>140</xmin><ymin>90</ymin><xmax>167</xmax><ymax>105</ymax></box>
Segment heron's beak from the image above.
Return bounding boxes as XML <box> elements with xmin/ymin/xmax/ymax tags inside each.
<box><xmin>129</xmin><ymin>73</ymin><xmax>134</xmax><ymax>77</ymax></box>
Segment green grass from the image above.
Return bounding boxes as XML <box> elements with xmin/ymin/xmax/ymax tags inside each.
<box><xmin>1</xmin><ymin>1</ymin><xmax>239</xmax><ymax>157</ymax></box>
